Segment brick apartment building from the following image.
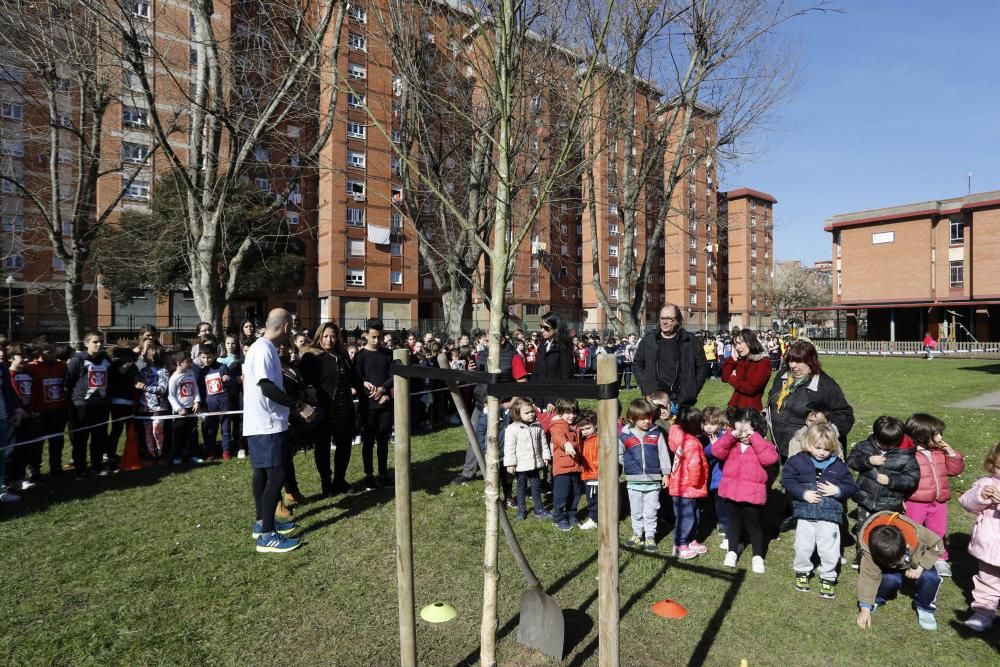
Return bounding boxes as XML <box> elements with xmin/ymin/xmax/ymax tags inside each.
<box><xmin>826</xmin><ymin>189</ymin><xmax>1000</xmax><ymax>342</ymax></box>
<box><xmin>717</xmin><ymin>188</ymin><xmax>776</xmax><ymax>330</ymax></box>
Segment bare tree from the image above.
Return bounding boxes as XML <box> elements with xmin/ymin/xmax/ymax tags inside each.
<box><xmin>759</xmin><ymin>259</ymin><xmax>831</xmax><ymax>326</ymax></box>
<box><xmin>0</xmin><ymin>0</ymin><xmax>159</xmax><ymax>343</ymax></box>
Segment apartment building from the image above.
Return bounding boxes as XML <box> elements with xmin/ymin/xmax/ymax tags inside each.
<box><xmin>826</xmin><ymin>189</ymin><xmax>1000</xmax><ymax>342</ymax></box>
<box><xmin>720</xmin><ymin>188</ymin><xmax>776</xmax><ymax>329</ymax></box>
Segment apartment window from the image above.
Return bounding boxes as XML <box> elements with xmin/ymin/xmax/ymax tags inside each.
<box><xmin>609</xmin><ymin>244</ymin><xmax>618</xmax><ymax>258</ymax></box>
<box><xmin>751</xmin><ymin>266</ymin><xmax>757</xmax><ymax>276</ymax></box>
<box><xmin>347</xmin><ymin>63</ymin><xmax>367</xmax><ymax>80</ymax></box>
<box><xmin>608</xmin><ymin>223</ymin><xmax>618</xmax><ymax>236</ymax></box>
<box><xmin>53</xmin><ymin>255</ymin><xmax>65</xmax><ymax>272</ymax></box>
<box><xmin>751</xmin><ymin>216</ymin><xmax>757</xmax><ymax>227</ymax></box>
<box><xmin>751</xmin><ymin>232</ymin><xmax>757</xmax><ymax>243</ymax></box>
<box><xmin>750</xmin><ymin>200</ymin><xmax>757</xmax><ymax>211</ymax></box>
<box><xmin>122</xmin><ymin>106</ymin><xmax>148</xmax><ymax>127</ymax></box>
<box><xmin>576</xmin><ymin>266</ymin><xmax>582</xmax><ymax>276</ymax></box>
<box><xmin>347</xmin><ymin>180</ymin><xmax>365</xmax><ymax>197</ymax></box>
<box><xmin>2</xmin><ymin>215</ymin><xmax>24</xmax><ymax>232</ymax></box>
<box><xmin>529</xmin><ymin>95</ymin><xmax>541</xmax><ymax>114</ymax></box>
<box><xmin>689</xmin><ymin>293</ymin><xmax>697</xmax><ymax>305</ymax></box>
<box><xmin>346</xmin><ymin>122</ymin><xmax>366</xmax><ymax>141</ymax></box>
<box><xmin>347</xmin><ymin>208</ymin><xmax>365</xmax><ymax>226</ymax></box>
<box><xmin>347</xmin><ymin>150</ymin><xmax>366</xmax><ymax>169</ymax></box>
<box><xmin>391</xmin><ymin>158</ymin><xmax>400</xmax><ymax>175</ymax></box>
<box><xmin>608</xmin><ymin>203</ymin><xmax>618</xmax><ymax>216</ymax></box>
<box><xmin>254</xmin><ymin>177</ymin><xmax>269</xmax><ymax>192</ymax></box>
<box><xmin>950</xmin><ymin>260</ymin><xmax>963</xmax><ymax>287</ymax></box>
<box><xmin>347</xmin><ymin>93</ymin><xmax>365</xmax><ymax>110</ymax></box>
<box><xmin>558</xmin><ymin>244</ymin><xmax>567</xmax><ymax>255</ymax></box>
<box><xmin>560</xmin><ymin>224</ymin><xmax>568</xmax><ymax>234</ymax></box>
<box><xmin>347</xmin><ymin>3</ymin><xmax>367</xmax><ymax>23</ymax></box>
<box><xmin>530</xmin><ymin>256</ymin><xmax>539</xmax><ymax>269</ymax></box>
<box><xmin>255</xmin><ymin>147</ymin><xmax>269</xmax><ymax>162</ymax></box>
<box><xmin>123</xmin><ymin>178</ymin><xmax>150</xmax><ymax>200</ymax></box>
<box><xmin>561</xmin><ymin>289</ymin><xmax>568</xmax><ymax>298</ymax></box>
<box><xmin>950</xmin><ymin>218</ymin><xmax>964</xmax><ymax>244</ymax></box>
<box><xmin>422</xmin><ymin>276</ymin><xmax>433</xmax><ymax>291</ymax></box>
<box><xmin>390</xmin><ymin>271</ymin><xmax>403</xmax><ymax>285</ymax></box>
<box><xmin>1</xmin><ymin>102</ymin><xmax>23</xmax><ymax>121</ymax></box>
<box><xmin>62</xmin><ymin>222</ymin><xmax>72</xmax><ymax>236</ymax></box>
<box><xmin>0</xmin><ymin>66</ymin><xmax>23</xmax><ymax>82</ymax></box>
<box><xmin>530</xmin><ymin>279</ymin><xmax>539</xmax><ymax>294</ymax></box>
<box><xmin>348</xmin><ymin>33</ymin><xmax>367</xmax><ymax>52</ymax></box>
<box><xmin>4</xmin><ymin>255</ymin><xmax>24</xmax><ymax>270</ymax></box>
<box><xmin>392</xmin><ymin>75</ymin><xmax>403</xmax><ymax>97</ymax></box>
<box><xmin>122</xmin><ymin>142</ymin><xmax>149</xmax><ymax>164</ymax></box>
<box><xmin>1</xmin><ymin>178</ymin><xmax>17</xmax><ymax>194</ymax></box>
<box><xmin>391</xmin><ymin>242</ymin><xmax>402</xmax><ymax>256</ymax></box>
<box><xmin>751</xmin><ymin>297</ymin><xmax>758</xmax><ymax>307</ymax></box>
<box><xmin>610</xmin><ymin>286</ymin><xmax>619</xmax><ymax>300</ymax></box>
<box><xmin>689</xmin><ymin>256</ymin><xmax>696</xmax><ymax>266</ymax></box>
<box><xmin>577</xmin><ymin>247</ymin><xmax>582</xmax><ymax>257</ymax></box>
<box><xmin>132</xmin><ymin>1</ymin><xmax>151</xmax><ymax>19</ymax></box>
<box><xmin>391</xmin><ymin>129</ymin><xmax>401</xmax><ymax>144</ymax></box>
<box><xmin>525</xmin><ymin>304</ymin><xmax>539</xmax><ymax>315</ymax></box>
<box><xmin>609</xmin><ymin>265</ymin><xmax>619</xmax><ymax>278</ymax></box>
<box><xmin>282</xmin><ymin>211</ymin><xmax>299</xmax><ymax>226</ymax></box>
<box><xmin>348</xmin><ymin>238</ymin><xmax>365</xmax><ymax>256</ymax></box>
<box><xmin>346</xmin><ymin>269</ymin><xmax>365</xmax><ymax>286</ymax></box>
<box><xmin>287</xmin><ymin>125</ymin><xmax>301</xmax><ymax>138</ymax></box>
<box><xmin>689</xmin><ymin>238</ymin><xmax>696</xmax><ymax>249</ymax></box>
<box><xmin>689</xmin><ymin>274</ymin><xmax>697</xmax><ymax>286</ymax></box>
<box><xmin>288</xmin><ymin>154</ymin><xmax>300</xmax><ymax>167</ymax></box>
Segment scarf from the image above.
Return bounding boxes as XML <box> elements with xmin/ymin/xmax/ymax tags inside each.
<box><xmin>775</xmin><ymin>373</ymin><xmax>810</xmax><ymax>411</ymax></box>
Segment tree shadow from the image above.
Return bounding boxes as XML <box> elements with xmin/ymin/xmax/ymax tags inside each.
<box><xmin>957</xmin><ymin>364</ymin><xmax>1000</xmax><ymax>375</ymax></box>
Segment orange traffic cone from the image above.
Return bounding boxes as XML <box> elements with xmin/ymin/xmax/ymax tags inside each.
<box><xmin>651</xmin><ymin>599</ymin><xmax>687</xmax><ymax>619</ymax></box>
<box><xmin>119</xmin><ymin>421</ymin><xmax>143</xmax><ymax>471</ymax></box>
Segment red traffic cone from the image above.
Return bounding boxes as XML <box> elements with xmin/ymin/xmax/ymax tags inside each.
<box><xmin>119</xmin><ymin>421</ymin><xmax>143</xmax><ymax>471</ymax></box>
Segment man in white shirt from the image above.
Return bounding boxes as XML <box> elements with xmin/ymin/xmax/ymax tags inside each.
<box><xmin>243</xmin><ymin>308</ymin><xmax>314</xmax><ymax>553</ymax></box>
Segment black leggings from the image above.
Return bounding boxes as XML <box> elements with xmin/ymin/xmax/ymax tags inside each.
<box><xmin>252</xmin><ymin>466</ymin><xmax>287</xmax><ymax>533</ymax></box>
<box><xmin>725</xmin><ymin>500</ymin><xmax>765</xmax><ymax>557</ymax></box>
<box><xmin>361</xmin><ymin>406</ymin><xmax>392</xmax><ymax>477</ymax></box>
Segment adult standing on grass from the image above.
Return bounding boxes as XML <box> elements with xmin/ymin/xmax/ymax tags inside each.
<box><xmin>765</xmin><ymin>340</ymin><xmax>854</xmax><ymax>460</ymax></box>
<box><xmin>633</xmin><ymin>304</ymin><xmax>709</xmax><ymax>411</ymax></box>
<box><xmin>529</xmin><ymin>311</ymin><xmax>575</xmax><ymax>410</ymax></box>
<box><xmin>720</xmin><ymin>329</ymin><xmax>772</xmax><ymax>412</ymax></box>
<box><xmin>355</xmin><ymin>318</ymin><xmax>395</xmax><ymax>491</ymax></box>
<box><xmin>244</xmin><ymin>309</ymin><xmax>314</xmax><ymax>554</ymax></box>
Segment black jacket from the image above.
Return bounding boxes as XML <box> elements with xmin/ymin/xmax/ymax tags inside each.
<box><xmin>766</xmin><ymin>370</ymin><xmax>855</xmax><ymax>457</ymax></box>
<box><xmin>632</xmin><ymin>328</ymin><xmax>708</xmax><ymax>407</ymax></box>
<box><xmin>529</xmin><ymin>340</ymin><xmax>574</xmax><ymax>406</ymax></box>
<box><xmin>847</xmin><ymin>435</ymin><xmax>919</xmax><ymax>512</ymax></box>
<box><xmin>298</xmin><ymin>348</ymin><xmax>364</xmax><ymax>409</ymax></box>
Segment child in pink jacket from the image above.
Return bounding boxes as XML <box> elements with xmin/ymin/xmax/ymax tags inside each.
<box><xmin>711</xmin><ymin>407</ymin><xmax>779</xmax><ymax>574</ymax></box>
<box><xmin>959</xmin><ymin>441</ymin><xmax>1000</xmax><ymax>632</ymax></box>
<box><xmin>903</xmin><ymin>413</ymin><xmax>965</xmax><ymax>577</ymax></box>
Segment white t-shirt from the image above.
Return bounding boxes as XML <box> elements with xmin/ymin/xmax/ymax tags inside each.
<box><xmin>242</xmin><ymin>337</ymin><xmax>289</xmax><ymax>436</ymax></box>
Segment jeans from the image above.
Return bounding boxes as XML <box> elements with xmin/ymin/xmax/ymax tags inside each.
<box><xmin>552</xmin><ymin>472</ymin><xmax>582</xmax><ymax>525</ymax></box>
<box><xmin>672</xmin><ymin>496</ymin><xmax>699</xmax><ymax>547</ymax></box>
<box><xmin>361</xmin><ymin>404</ymin><xmax>392</xmax><ymax>477</ymax></box>
<box><xmin>516</xmin><ymin>469</ymin><xmax>545</xmax><ymax>516</ymax></box>
<box><xmin>627</xmin><ymin>487</ymin><xmax>660</xmax><ymax>539</ymax></box>
<box><xmin>876</xmin><ymin>567</ymin><xmax>941</xmax><ymax>613</ymax></box>
<box><xmin>712</xmin><ymin>492</ymin><xmax>730</xmax><ymax>536</ymax></box>
<box><xmin>41</xmin><ymin>407</ymin><xmax>69</xmax><ymax>474</ymax></box>
<box><xmin>793</xmin><ymin>519</ymin><xmax>841</xmax><ymax>581</ymax></box>
<box><xmin>620</xmin><ymin>363</ymin><xmax>633</xmax><ymax>389</ymax></box>
<box><xmin>585</xmin><ymin>482</ymin><xmax>598</xmax><ymax>521</ymax></box>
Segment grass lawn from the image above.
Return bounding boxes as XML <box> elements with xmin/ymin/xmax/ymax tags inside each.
<box><xmin>3</xmin><ymin>357</ymin><xmax>1000</xmax><ymax>665</ymax></box>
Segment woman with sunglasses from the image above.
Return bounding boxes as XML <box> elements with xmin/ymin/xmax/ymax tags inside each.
<box><xmin>530</xmin><ymin>311</ymin><xmax>574</xmax><ymax>410</ymax></box>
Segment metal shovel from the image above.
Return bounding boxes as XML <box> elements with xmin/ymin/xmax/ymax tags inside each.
<box><xmin>437</xmin><ymin>355</ymin><xmax>565</xmax><ymax>661</ymax></box>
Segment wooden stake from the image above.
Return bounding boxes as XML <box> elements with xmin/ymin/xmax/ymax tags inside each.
<box><xmin>596</xmin><ymin>354</ymin><xmax>620</xmax><ymax>667</ymax></box>
<box><xmin>393</xmin><ymin>348</ymin><xmax>417</xmax><ymax>667</ymax></box>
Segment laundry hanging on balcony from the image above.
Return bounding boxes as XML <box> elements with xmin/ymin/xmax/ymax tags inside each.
<box><xmin>367</xmin><ymin>224</ymin><xmax>392</xmax><ymax>245</ymax></box>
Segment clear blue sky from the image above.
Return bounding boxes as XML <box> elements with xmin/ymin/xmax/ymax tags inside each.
<box><xmin>723</xmin><ymin>1</ymin><xmax>1000</xmax><ymax>264</ymax></box>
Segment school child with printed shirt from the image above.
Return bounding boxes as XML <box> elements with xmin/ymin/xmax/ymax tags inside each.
<box><xmin>168</xmin><ymin>351</ymin><xmax>202</xmax><ymax>464</ymax></box>
<box><xmin>7</xmin><ymin>344</ymin><xmax>38</xmax><ymax>489</ymax></box>
<box><xmin>667</xmin><ymin>407</ymin><xmax>710</xmax><ymax>559</ymax></box>
<box><xmin>503</xmin><ymin>397</ymin><xmax>552</xmax><ymax>520</ymax></box>
<box><xmin>619</xmin><ymin>398</ymin><xmax>670</xmax><ymax>553</ymax></box>
<box><xmin>958</xmin><ymin>442</ymin><xmax>1000</xmax><ymax>632</ymax></box>
<box><xmin>197</xmin><ymin>336</ymin><xmax>235</xmax><ymax>460</ymax></box>
<box><xmin>701</xmin><ymin>406</ymin><xmax>730</xmax><ymax>549</ymax></box>
<box><xmin>902</xmin><ymin>413</ymin><xmax>965</xmax><ymax>578</ymax></box>
<box><xmin>549</xmin><ymin>398</ymin><xmax>583</xmax><ymax>531</ymax></box>
<box><xmin>65</xmin><ymin>330</ymin><xmax>112</xmax><ymax>478</ymax></box>
<box><xmin>136</xmin><ymin>346</ymin><xmax>170</xmax><ymax>463</ymax></box>
<box><xmin>28</xmin><ymin>343</ymin><xmax>68</xmax><ymax>476</ymax></box>
<box><xmin>782</xmin><ymin>423</ymin><xmax>857</xmax><ymax>599</ymax></box>
<box><xmin>577</xmin><ymin>409</ymin><xmax>599</xmax><ymax>530</ymax></box>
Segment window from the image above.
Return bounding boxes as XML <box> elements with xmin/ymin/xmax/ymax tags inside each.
<box><xmin>560</xmin><ymin>244</ymin><xmax>568</xmax><ymax>255</ymax></box>
<box><xmin>2</xmin><ymin>215</ymin><xmax>24</xmax><ymax>232</ymax></box>
<box><xmin>950</xmin><ymin>260</ymin><xmax>963</xmax><ymax>287</ymax></box>
<box><xmin>347</xmin><ymin>93</ymin><xmax>365</xmax><ymax>110</ymax></box>
<box><xmin>286</xmin><ymin>125</ymin><xmax>301</xmax><ymax>138</ymax></box>
<box><xmin>560</xmin><ymin>223</ymin><xmax>568</xmax><ymax>234</ymax></box>
<box><xmin>347</xmin><ymin>180</ymin><xmax>365</xmax><ymax>198</ymax></box>
<box><xmin>343</xmin><ymin>123</ymin><xmax>366</xmax><ymax>142</ymax></box>
<box><xmin>122</xmin><ymin>142</ymin><xmax>149</xmax><ymax>164</ymax></box>
<box><xmin>347</xmin><ymin>150</ymin><xmax>366</xmax><ymax>169</ymax></box>
<box><xmin>1</xmin><ymin>102</ymin><xmax>22</xmax><ymax>121</ymax></box>
<box><xmin>348</xmin><ymin>238</ymin><xmax>365</xmax><ymax>256</ymax></box>
<box><xmin>391</xmin><ymin>158</ymin><xmax>400</xmax><ymax>175</ymax></box>
<box><xmin>751</xmin><ymin>232</ymin><xmax>757</xmax><ymax>243</ymax></box>
<box><xmin>286</xmin><ymin>211</ymin><xmax>300</xmax><ymax>226</ymax></box>
<box><xmin>347</xmin><ymin>3</ymin><xmax>367</xmax><ymax>23</ymax></box>
<box><xmin>391</xmin><ymin>242</ymin><xmax>402</xmax><ymax>256</ymax></box>
<box><xmin>132</xmin><ymin>1</ymin><xmax>151</xmax><ymax>19</ymax></box>
<box><xmin>1</xmin><ymin>178</ymin><xmax>18</xmax><ymax>194</ymax></box>
<box><xmin>4</xmin><ymin>255</ymin><xmax>23</xmax><ymax>270</ymax></box>
<box><xmin>123</xmin><ymin>66</ymin><xmax>143</xmax><ymax>91</ymax></box>
<box><xmin>57</xmin><ymin>114</ymin><xmax>73</xmax><ymax>128</ymax></box>
<box><xmin>346</xmin><ymin>269</ymin><xmax>365</xmax><ymax>286</ymax></box>
<box><xmin>577</xmin><ymin>247</ymin><xmax>582</xmax><ymax>257</ymax></box>
<box><xmin>608</xmin><ymin>223</ymin><xmax>618</xmax><ymax>236</ymax></box>
<box><xmin>751</xmin><ymin>248</ymin><xmax>757</xmax><ymax>259</ymax></box>
<box><xmin>391</xmin><ymin>129</ymin><xmax>401</xmax><ymax>144</ymax></box>
<box><xmin>609</xmin><ymin>244</ymin><xmax>618</xmax><ymax>258</ymax></box>
<box><xmin>689</xmin><ymin>256</ymin><xmax>696</xmax><ymax>266</ymax></box>
<box><xmin>347</xmin><ymin>208</ymin><xmax>365</xmax><ymax>226</ymax></box>
<box><xmin>390</xmin><ymin>271</ymin><xmax>403</xmax><ymax>285</ymax></box>
<box><xmin>52</xmin><ymin>255</ymin><xmax>65</xmax><ymax>272</ymax></box>
<box><xmin>609</xmin><ymin>265</ymin><xmax>619</xmax><ymax>278</ymax></box>
<box><xmin>255</xmin><ymin>147</ymin><xmax>269</xmax><ymax>162</ymax></box>
<box><xmin>390</xmin><ymin>213</ymin><xmax>402</xmax><ymax>228</ymax></box>
<box><xmin>525</xmin><ymin>304</ymin><xmax>539</xmax><ymax>315</ymax></box>
<box><xmin>576</xmin><ymin>266</ymin><xmax>582</xmax><ymax>276</ymax></box>
<box><xmin>348</xmin><ymin>63</ymin><xmax>366</xmax><ymax>80</ymax></box>
<box><xmin>348</xmin><ymin>33</ymin><xmax>367</xmax><ymax>52</ymax></box>
<box><xmin>123</xmin><ymin>178</ymin><xmax>150</xmax><ymax>200</ymax></box>
<box><xmin>689</xmin><ymin>238</ymin><xmax>696</xmax><ymax>249</ymax></box>
<box><xmin>530</xmin><ymin>279</ymin><xmax>539</xmax><ymax>294</ymax></box>
<box><xmin>255</xmin><ymin>177</ymin><xmax>269</xmax><ymax>192</ymax></box>
<box><xmin>0</xmin><ymin>66</ymin><xmax>23</xmax><ymax>82</ymax></box>
<box><xmin>950</xmin><ymin>218</ymin><xmax>964</xmax><ymax>244</ymax></box>
<box><xmin>529</xmin><ymin>95</ymin><xmax>541</xmax><ymax>114</ymax></box>
<box><xmin>561</xmin><ymin>289</ymin><xmax>568</xmax><ymax>298</ymax></box>
<box><xmin>422</xmin><ymin>276</ymin><xmax>433</xmax><ymax>291</ymax></box>
<box><xmin>392</xmin><ymin>75</ymin><xmax>403</xmax><ymax>97</ymax></box>
<box><xmin>689</xmin><ymin>293</ymin><xmax>697</xmax><ymax>305</ymax></box>
<box><xmin>689</xmin><ymin>274</ymin><xmax>697</xmax><ymax>286</ymax></box>
<box><xmin>751</xmin><ymin>216</ymin><xmax>757</xmax><ymax>227</ymax></box>
<box><xmin>122</xmin><ymin>106</ymin><xmax>148</xmax><ymax>127</ymax></box>
<box><xmin>751</xmin><ymin>297</ymin><xmax>758</xmax><ymax>307</ymax></box>
<box><xmin>751</xmin><ymin>266</ymin><xmax>757</xmax><ymax>276</ymax></box>
<box><xmin>608</xmin><ymin>203</ymin><xmax>618</xmax><ymax>216</ymax></box>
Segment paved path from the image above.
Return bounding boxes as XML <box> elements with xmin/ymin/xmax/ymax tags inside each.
<box><xmin>948</xmin><ymin>390</ymin><xmax>1000</xmax><ymax>410</ymax></box>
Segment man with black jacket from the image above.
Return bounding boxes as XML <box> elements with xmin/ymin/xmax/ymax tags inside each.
<box><xmin>632</xmin><ymin>304</ymin><xmax>709</xmax><ymax>410</ymax></box>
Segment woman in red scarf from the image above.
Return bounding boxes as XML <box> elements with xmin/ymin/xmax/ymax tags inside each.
<box><xmin>720</xmin><ymin>329</ymin><xmax>772</xmax><ymax>411</ymax></box>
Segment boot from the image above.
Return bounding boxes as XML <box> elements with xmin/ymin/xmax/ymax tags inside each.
<box><xmin>275</xmin><ymin>499</ymin><xmax>294</xmax><ymax>520</ymax></box>
<box><xmin>284</xmin><ymin>490</ymin><xmax>306</xmax><ymax>506</ymax></box>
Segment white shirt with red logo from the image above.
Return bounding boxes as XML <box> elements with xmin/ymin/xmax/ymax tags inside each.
<box><xmin>168</xmin><ymin>369</ymin><xmax>200</xmax><ymax>413</ymax></box>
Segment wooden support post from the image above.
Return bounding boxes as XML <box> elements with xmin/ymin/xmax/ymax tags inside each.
<box><xmin>596</xmin><ymin>354</ymin><xmax>619</xmax><ymax>667</ymax></box>
<box><xmin>393</xmin><ymin>348</ymin><xmax>417</xmax><ymax>667</ymax></box>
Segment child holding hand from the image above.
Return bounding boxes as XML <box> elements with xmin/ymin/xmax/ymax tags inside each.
<box><xmin>504</xmin><ymin>397</ymin><xmax>551</xmax><ymax>521</ymax></box>
<box><xmin>549</xmin><ymin>398</ymin><xmax>582</xmax><ymax>531</ymax></box>
<box><xmin>958</xmin><ymin>442</ymin><xmax>1000</xmax><ymax>632</ymax></box>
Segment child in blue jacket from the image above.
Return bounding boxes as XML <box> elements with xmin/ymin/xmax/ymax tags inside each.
<box><xmin>701</xmin><ymin>406</ymin><xmax>729</xmax><ymax>549</ymax></box>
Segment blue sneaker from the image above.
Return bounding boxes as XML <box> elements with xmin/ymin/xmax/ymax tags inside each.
<box><xmin>554</xmin><ymin>520</ymin><xmax>572</xmax><ymax>532</ymax></box>
<box><xmin>252</xmin><ymin>520</ymin><xmax>296</xmax><ymax>538</ymax></box>
<box><xmin>256</xmin><ymin>531</ymin><xmax>302</xmax><ymax>553</ymax></box>
<box><xmin>533</xmin><ymin>509</ymin><xmax>552</xmax><ymax>520</ymax></box>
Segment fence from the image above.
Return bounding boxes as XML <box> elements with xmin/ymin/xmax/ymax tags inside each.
<box><xmin>812</xmin><ymin>339</ymin><xmax>1000</xmax><ymax>357</ymax></box>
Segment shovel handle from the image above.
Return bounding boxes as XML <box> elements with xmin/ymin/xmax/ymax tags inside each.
<box><xmin>437</xmin><ymin>354</ymin><xmax>542</xmax><ymax>590</ymax></box>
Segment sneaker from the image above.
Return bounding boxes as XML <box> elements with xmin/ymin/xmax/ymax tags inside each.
<box><xmin>719</xmin><ymin>538</ymin><xmax>729</xmax><ymax>551</ymax></box>
<box><xmin>751</xmin><ymin>556</ymin><xmax>766</xmax><ymax>574</ymax></box>
<box><xmin>578</xmin><ymin>518</ymin><xmax>597</xmax><ymax>530</ymax></box>
<box><xmin>190</xmin><ymin>457</ymin><xmax>205</xmax><ymax>464</ymax></box>
<box><xmin>17</xmin><ymin>479</ymin><xmax>36</xmax><ymax>491</ymax></box>
<box><xmin>963</xmin><ymin>610</ymin><xmax>995</xmax><ymax>632</ymax></box>
<box><xmin>222</xmin><ymin>451</ymin><xmax>232</xmax><ymax>461</ymax></box>
<box><xmin>688</xmin><ymin>540</ymin><xmax>709</xmax><ymax>555</ymax></box>
<box><xmin>644</xmin><ymin>538</ymin><xmax>658</xmax><ymax>553</ymax></box>
<box><xmin>533</xmin><ymin>509</ymin><xmax>552</xmax><ymax>520</ymax></box>
<box><xmin>779</xmin><ymin>516</ymin><xmax>797</xmax><ymax>533</ymax></box>
<box><xmin>0</xmin><ymin>490</ymin><xmax>21</xmax><ymax>503</ymax></box>
<box><xmin>172</xmin><ymin>457</ymin><xmax>182</xmax><ymax>465</ymax></box>
<box><xmin>255</xmin><ymin>531</ymin><xmax>302</xmax><ymax>554</ymax></box>
<box><xmin>675</xmin><ymin>545</ymin><xmax>698</xmax><ymax>559</ymax></box>
<box><xmin>795</xmin><ymin>573</ymin><xmax>811</xmax><ymax>593</ymax></box>
<box><xmin>819</xmin><ymin>580</ymin><xmax>836</xmax><ymax>599</ymax></box>
<box><xmin>624</xmin><ymin>535</ymin><xmax>643</xmax><ymax>549</ymax></box>
<box><xmin>236</xmin><ymin>450</ymin><xmax>247</xmax><ymax>459</ymax></box>
<box><xmin>916</xmin><ymin>608</ymin><xmax>937</xmax><ymax>631</ymax></box>
<box><xmin>723</xmin><ymin>551</ymin><xmax>738</xmax><ymax>568</ymax></box>
<box><xmin>252</xmin><ymin>520</ymin><xmax>296</xmax><ymax>538</ymax></box>
<box><xmin>450</xmin><ymin>474</ymin><xmax>473</xmax><ymax>486</ymax></box>
<box><xmin>934</xmin><ymin>560</ymin><xmax>952</xmax><ymax>578</ymax></box>
<box><xmin>554</xmin><ymin>520</ymin><xmax>572</xmax><ymax>532</ymax></box>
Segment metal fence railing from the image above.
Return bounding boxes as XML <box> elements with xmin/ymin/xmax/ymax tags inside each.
<box><xmin>812</xmin><ymin>339</ymin><xmax>1000</xmax><ymax>356</ymax></box>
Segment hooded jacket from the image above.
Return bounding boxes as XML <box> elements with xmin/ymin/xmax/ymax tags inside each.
<box><xmin>907</xmin><ymin>446</ymin><xmax>965</xmax><ymax>504</ymax></box>
<box><xmin>710</xmin><ymin>430</ymin><xmax>779</xmax><ymax>505</ymax></box>
<box><xmin>848</xmin><ymin>435</ymin><xmax>920</xmax><ymax>512</ymax></box>
<box><xmin>856</xmin><ymin>511</ymin><xmax>943</xmax><ymax>608</ymax></box>
<box><xmin>549</xmin><ymin>418</ymin><xmax>582</xmax><ymax>476</ymax></box>
<box><xmin>667</xmin><ymin>424</ymin><xmax>709</xmax><ymax>498</ymax></box>
<box><xmin>503</xmin><ymin>420</ymin><xmax>551</xmax><ymax>472</ymax></box>
<box><xmin>959</xmin><ymin>476</ymin><xmax>1000</xmax><ymax>567</ymax></box>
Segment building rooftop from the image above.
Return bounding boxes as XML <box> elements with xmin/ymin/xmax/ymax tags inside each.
<box><xmin>824</xmin><ymin>189</ymin><xmax>1000</xmax><ymax>231</ymax></box>
<box><xmin>725</xmin><ymin>188</ymin><xmax>777</xmax><ymax>204</ymax></box>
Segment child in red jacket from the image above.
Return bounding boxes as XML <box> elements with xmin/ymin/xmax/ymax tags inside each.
<box><xmin>549</xmin><ymin>398</ymin><xmax>582</xmax><ymax>531</ymax></box>
<box><xmin>904</xmin><ymin>413</ymin><xmax>965</xmax><ymax>578</ymax></box>
<box><xmin>668</xmin><ymin>408</ymin><xmax>709</xmax><ymax>559</ymax></box>
<box><xmin>578</xmin><ymin>409</ymin><xmax>599</xmax><ymax>530</ymax></box>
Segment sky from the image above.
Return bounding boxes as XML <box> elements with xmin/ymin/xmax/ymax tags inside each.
<box><xmin>723</xmin><ymin>1</ymin><xmax>1000</xmax><ymax>264</ymax></box>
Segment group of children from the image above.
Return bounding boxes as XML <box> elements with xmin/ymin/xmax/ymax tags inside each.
<box><xmin>499</xmin><ymin>388</ymin><xmax>1000</xmax><ymax>633</ymax></box>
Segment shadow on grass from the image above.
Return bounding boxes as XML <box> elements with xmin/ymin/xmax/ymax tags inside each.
<box><xmin>957</xmin><ymin>364</ymin><xmax>1000</xmax><ymax>374</ymax></box>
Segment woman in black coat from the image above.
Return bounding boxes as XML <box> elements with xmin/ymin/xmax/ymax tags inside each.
<box><xmin>530</xmin><ymin>311</ymin><xmax>575</xmax><ymax>409</ymax></box>
<box><xmin>299</xmin><ymin>321</ymin><xmax>365</xmax><ymax>496</ymax></box>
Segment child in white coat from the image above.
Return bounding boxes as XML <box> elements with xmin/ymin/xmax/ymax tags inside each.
<box><xmin>504</xmin><ymin>397</ymin><xmax>552</xmax><ymax>520</ymax></box>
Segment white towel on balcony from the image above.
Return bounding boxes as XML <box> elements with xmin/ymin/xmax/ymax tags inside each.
<box><xmin>367</xmin><ymin>224</ymin><xmax>392</xmax><ymax>245</ymax></box>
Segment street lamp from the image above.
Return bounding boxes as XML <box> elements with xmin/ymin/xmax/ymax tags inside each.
<box><xmin>5</xmin><ymin>275</ymin><xmax>13</xmax><ymax>339</ymax></box>
<box><xmin>704</xmin><ymin>243</ymin><xmax>713</xmax><ymax>330</ymax></box>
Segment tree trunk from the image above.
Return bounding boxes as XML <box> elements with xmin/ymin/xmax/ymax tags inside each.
<box><xmin>64</xmin><ymin>265</ymin><xmax>84</xmax><ymax>346</ymax></box>
<box><xmin>189</xmin><ymin>255</ymin><xmax>225</xmax><ymax>335</ymax></box>
<box><xmin>440</xmin><ymin>282</ymin><xmax>468</xmax><ymax>340</ymax></box>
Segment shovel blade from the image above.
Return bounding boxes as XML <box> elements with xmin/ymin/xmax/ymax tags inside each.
<box><xmin>517</xmin><ymin>585</ymin><xmax>564</xmax><ymax>661</ymax></box>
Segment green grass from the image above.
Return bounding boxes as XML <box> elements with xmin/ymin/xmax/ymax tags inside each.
<box><xmin>3</xmin><ymin>357</ymin><xmax>1000</xmax><ymax>665</ymax></box>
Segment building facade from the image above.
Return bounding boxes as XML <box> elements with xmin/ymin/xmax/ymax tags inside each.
<box><xmin>718</xmin><ymin>188</ymin><xmax>776</xmax><ymax>330</ymax></box>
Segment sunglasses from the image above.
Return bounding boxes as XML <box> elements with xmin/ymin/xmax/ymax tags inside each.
<box><xmin>653</xmin><ymin>403</ymin><xmax>670</xmax><ymax>410</ymax></box>
<box><xmin>540</xmin><ymin>325</ymin><xmax>553</xmax><ymax>331</ymax></box>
